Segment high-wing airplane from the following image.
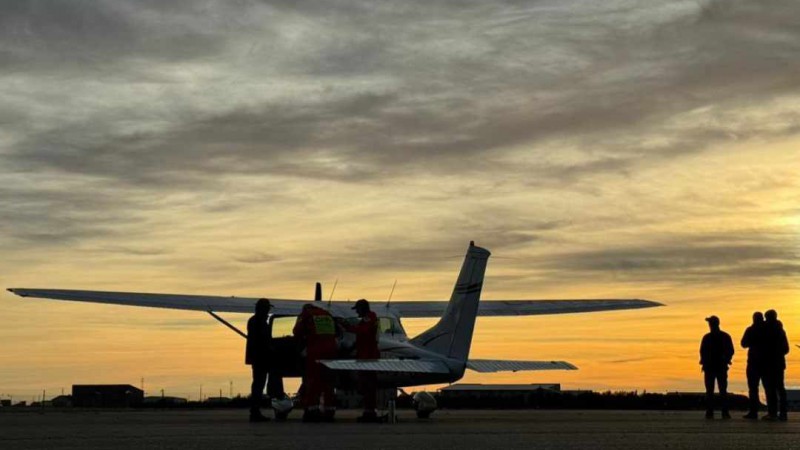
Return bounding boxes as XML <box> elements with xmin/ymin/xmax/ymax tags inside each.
<box><xmin>7</xmin><ymin>241</ymin><xmax>661</xmax><ymax>418</ymax></box>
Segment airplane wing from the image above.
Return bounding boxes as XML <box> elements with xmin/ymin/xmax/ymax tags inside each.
<box><xmin>467</xmin><ymin>359</ymin><xmax>577</xmax><ymax>372</ymax></box>
<box><xmin>319</xmin><ymin>359</ymin><xmax>451</xmax><ymax>374</ymax></box>
<box><xmin>391</xmin><ymin>299</ymin><xmax>662</xmax><ymax>318</ymax></box>
<box><xmin>7</xmin><ymin>288</ymin><xmax>661</xmax><ymax>318</ymax></box>
<box><xmin>6</xmin><ymin>288</ymin><xmax>318</xmax><ymax>316</ymax></box>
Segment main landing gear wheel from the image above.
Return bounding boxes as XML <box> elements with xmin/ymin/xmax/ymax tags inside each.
<box><xmin>272</xmin><ymin>396</ymin><xmax>294</xmax><ymax>422</ymax></box>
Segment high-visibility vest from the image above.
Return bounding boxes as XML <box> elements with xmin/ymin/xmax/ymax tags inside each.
<box><xmin>311</xmin><ymin>313</ymin><xmax>335</xmax><ymax>336</ymax></box>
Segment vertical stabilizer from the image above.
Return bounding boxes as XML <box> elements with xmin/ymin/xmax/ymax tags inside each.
<box><xmin>411</xmin><ymin>242</ymin><xmax>490</xmax><ymax>362</ymax></box>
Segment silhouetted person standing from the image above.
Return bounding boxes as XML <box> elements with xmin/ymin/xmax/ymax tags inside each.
<box><xmin>761</xmin><ymin>309</ymin><xmax>789</xmax><ymax>421</ymax></box>
<box><xmin>246</xmin><ymin>298</ymin><xmax>274</xmax><ymax>422</ymax></box>
<box><xmin>741</xmin><ymin>311</ymin><xmax>765</xmax><ymax>419</ymax></box>
<box><xmin>699</xmin><ymin>315</ymin><xmax>734</xmax><ymax>419</ymax></box>
<box><xmin>293</xmin><ymin>303</ymin><xmax>338</xmax><ymax>422</ymax></box>
<box><xmin>340</xmin><ymin>299</ymin><xmax>381</xmax><ymax>423</ymax></box>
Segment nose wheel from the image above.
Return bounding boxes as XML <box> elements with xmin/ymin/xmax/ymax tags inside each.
<box><xmin>271</xmin><ymin>396</ymin><xmax>294</xmax><ymax>422</ymax></box>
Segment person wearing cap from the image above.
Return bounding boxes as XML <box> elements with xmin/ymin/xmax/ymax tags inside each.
<box><xmin>293</xmin><ymin>303</ymin><xmax>338</xmax><ymax>422</ymax></box>
<box><xmin>340</xmin><ymin>299</ymin><xmax>381</xmax><ymax>422</ymax></box>
<box><xmin>699</xmin><ymin>315</ymin><xmax>734</xmax><ymax>419</ymax></box>
<box><xmin>246</xmin><ymin>298</ymin><xmax>276</xmax><ymax>422</ymax></box>
<box><xmin>761</xmin><ymin>309</ymin><xmax>789</xmax><ymax>421</ymax></box>
<box><xmin>741</xmin><ymin>311</ymin><xmax>765</xmax><ymax>419</ymax></box>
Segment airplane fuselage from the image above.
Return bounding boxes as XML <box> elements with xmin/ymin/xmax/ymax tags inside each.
<box><xmin>270</xmin><ymin>313</ymin><xmax>465</xmax><ymax>388</ymax></box>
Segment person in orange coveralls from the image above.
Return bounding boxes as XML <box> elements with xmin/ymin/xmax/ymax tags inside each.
<box><xmin>341</xmin><ymin>299</ymin><xmax>382</xmax><ymax>423</ymax></box>
<box><xmin>293</xmin><ymin>303</ymin><xmax>338</xmax><ymax>422</ymax></box>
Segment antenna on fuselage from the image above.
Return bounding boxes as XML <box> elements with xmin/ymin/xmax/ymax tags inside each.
<box><xmin>327</xmin><ymin>279</ymin><xmax>338</xmax><ymax>308</ymax></box>
<box><xmin>386</xmin><ymin>279</ymin><xmax>397</xmax><ymax>309</ymax></box>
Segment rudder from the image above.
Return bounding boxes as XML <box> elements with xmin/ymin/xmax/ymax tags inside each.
<box><xmin>411</xmin><ymin>242</ymin><xmax>490</xmax><ymax>361</ymax></box>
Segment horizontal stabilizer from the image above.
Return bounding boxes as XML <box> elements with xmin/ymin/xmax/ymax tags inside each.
<box><xmin>319</xmin><ymin>359</ymin><xmax>451</xmax><ymax>374</ymax></box>
<box><xmin>467</xmin><ymin>359</ymin><xmax>577</xmax><ymax>373</ymax></box>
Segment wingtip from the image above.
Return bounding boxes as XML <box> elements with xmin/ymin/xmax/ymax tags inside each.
<box><xmin>7</xmin><ymin>288</ymin><xmax>29</xmax><ymax>297</ymax></box>
<box><xmin>638</xmin><ymin>299</ymin><xmax>665</xmax><ymax>307</ymax></box>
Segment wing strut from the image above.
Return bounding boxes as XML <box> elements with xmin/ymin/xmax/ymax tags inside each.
<box><xmin>207</xmin><ymin>311</ymin><xmax>247</xmax><ymax>339</ymax></box>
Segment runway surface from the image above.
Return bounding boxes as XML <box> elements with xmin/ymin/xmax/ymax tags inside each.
<box><xmin>2</xmin><ymin>409</ymin><xmax>799</xmax><ymax>449</ymax></box>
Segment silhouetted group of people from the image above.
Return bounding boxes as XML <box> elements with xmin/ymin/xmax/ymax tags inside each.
<box><xmin>700</xmin><ymin>310</ymin><xmax>790</xmax><ymax>421</ymax></box>
<box><xmin>245</xmin><ymin>298</ymin><xmax>382</xmax><ymax>423</ymax></box>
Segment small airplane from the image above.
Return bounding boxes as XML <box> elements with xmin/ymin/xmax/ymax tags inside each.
<box><xmin>7</xmin><ymin>241</ymin><xmax>661</xmax><ymax>418</ymax></box>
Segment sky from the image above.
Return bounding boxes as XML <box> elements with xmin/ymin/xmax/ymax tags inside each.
<box><xmin>1</xmin><ymin>0</ymin><xmax>799</xmax><ymax>401</ymax></box>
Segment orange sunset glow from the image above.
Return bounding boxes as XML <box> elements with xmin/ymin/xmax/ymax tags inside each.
<box><xmin>1</xmin><ymin>1</ymin><xmax>799</xmax><ymax>402</ymax></box>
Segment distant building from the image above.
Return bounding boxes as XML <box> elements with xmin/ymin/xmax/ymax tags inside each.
<box><xmin>439</xmin><ymin>384</ymin><xmax>561</xmax><ymax>408</ymax></box>
<box><xmin>143</xmin><ymin>396</ymin><xmax>188</xmax><ymax>406</ymax></box>
<box><xmin>204</xmin><ymin>396</ymin><xmax>231</xmax><ymax>405</ymax></box>
<box><xmin>72</xmin><ymin>385</ymin><xmax>143</xmax><ymax>407</ymax></box>
<box><xmin>0</xmin><ymin>400</ymin><xmax>10</xmax><ymax>407</ymax></box>
<box><xmin>786</xmin><ymin>390</ymin><xmax>800</xmax><ymax>411</ymax></box>
<box><xmin>51</xmin><ymin>395</ymin><xmax>73</xmax><ymax>407</ymax></box>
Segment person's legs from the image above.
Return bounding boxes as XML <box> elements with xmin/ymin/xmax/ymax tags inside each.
<box><xmin>704</xmin><ymin>371</ymin><xmax>715</xmax><ymax>417</ymax></box>
<box><xmin>267</xmin><ymin>368</ymin><xmax>285</xmax><ymax>399</ymax></box>
<box><xmin>763</xmin><ymin>370</ymin><xmax>778</xmax><ymax>418</ymax></box>
<box><xmin>776</xmin><ymin>369</ymin><xmax>787</xmax><ymax>420</ymax></box>
<box><xmin>745</xmin><ymin>366</ymin><xmax>760</xmax><ymax>417</ymax></box>
<box><xmin>718</xmin><ymin>371</ymin><xmax>730</xmax><ymax>418</ymax></box>
<box><xmin>303</xmin><ymin>359</ymin><xmax>322</xmax><ymax>411</ymax></box>
<box><xmin>319</xmin><ymin>348</ymin><xmax>338</xmax><ymax>421</ymax></box>
<box><xmin>361</xmin><ymin>372</ymin><xmax>377</xmax><ymax>412</ymax></box>
<box><xmin>250</xmin><ymin>365</ymin><xmax>268</xmax><ymax>419</ymax></box>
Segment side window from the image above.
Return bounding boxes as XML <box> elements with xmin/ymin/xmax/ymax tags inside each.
<box><xmin>271</xmin><ymin>316</ymin><xmax>296</xmax><ymax>338</ymax></box>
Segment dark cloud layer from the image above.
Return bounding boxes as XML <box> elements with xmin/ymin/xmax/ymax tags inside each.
<box><xmin>1</xmin><ymin>0</ymin><xmax>798</xmax><ymax>286</ymax></box>
<box><xmin>539</xmin><ymin>232</ymin><xmax>800</xmax><ymax>282</ymax></box>
<box><xmin>3</xmin><ymin>0</ymin><xmax>799</xmax><ymax>185</ymax></box>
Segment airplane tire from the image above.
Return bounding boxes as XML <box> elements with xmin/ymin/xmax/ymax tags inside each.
<box><xmin>274</xmin><ymin>410</ymin><xmax>290</xmax><ymax>422</ymax></box>
<box><xmin>416</xmin><ymin>410</ymin><xmax>432</xmax><ymax>419</ymax></box>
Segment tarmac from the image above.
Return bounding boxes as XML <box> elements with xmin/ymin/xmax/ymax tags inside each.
<box><xmin>2</xmin><ymin>409</ymin><xmax>799</xmax><ymax>449</ymax></box>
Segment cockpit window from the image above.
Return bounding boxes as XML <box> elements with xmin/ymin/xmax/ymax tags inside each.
<box><xmin>379</xmin><ymin>317</ymin><xmax>405</xmax><ymax>336</ymax></box>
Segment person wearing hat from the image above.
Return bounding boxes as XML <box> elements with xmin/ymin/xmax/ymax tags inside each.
<box><xmin>699</xmin><ymin>315</ymin><xmax>734</xmax><ymax>419</ymax></box>
<box><xmin>246</xmin><ymin>298</ymin><xmax>275</xmax><ymax>422</ymax></box>
<box><xmin>761</xmin><ymin>309</ymin><xmax>789</xmax><ymax>421</ymax></box>
<box><xmin>341</xmin><ymin>299</ymin><xmax>381</xmax><ymax>422</ymax></box>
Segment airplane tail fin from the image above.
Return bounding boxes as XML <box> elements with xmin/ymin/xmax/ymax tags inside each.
<box><xmin>411</xmin><ymin>242</ymin><xmax>490</xmax><ymax>362</ymax></box>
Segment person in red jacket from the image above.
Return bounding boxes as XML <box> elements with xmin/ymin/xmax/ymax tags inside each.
<box><xmin>342</xmin><ymin>299</ymin><xmax>381</xmax><ymax>422</ymax></box>
<box><xmin>293</xmin><ymin>303</ymin><xmax>338</xmax><ymax>422</ymax></box>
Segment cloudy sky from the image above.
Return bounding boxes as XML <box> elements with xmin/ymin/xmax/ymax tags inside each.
<box><xmin>1</xmin><ymin>0</ymin><xmax>799</xmax><ymax>400</ymax></box>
